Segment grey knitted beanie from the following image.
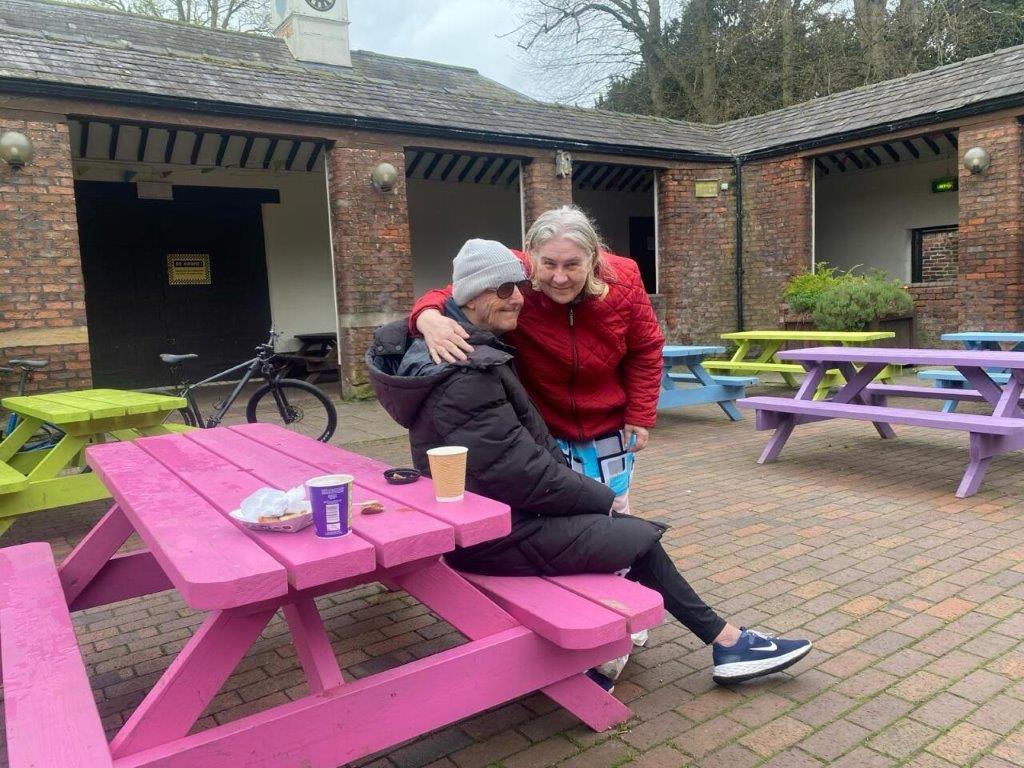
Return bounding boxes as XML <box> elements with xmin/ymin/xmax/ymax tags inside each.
<box><xmin>452</xmin><ymin>239</ymin><xmax>527</xmax><ymax>305</ymax></box>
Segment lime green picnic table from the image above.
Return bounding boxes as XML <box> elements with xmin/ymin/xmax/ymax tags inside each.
<box><xmin>703</xmin><ymin>330</ymin><xmax>897</xmax><ymax>399</ymax></box>
<box><xmin>0</xmin><ymin>388</ymin><xmax>186</xmax><ymax>536</ymax></box>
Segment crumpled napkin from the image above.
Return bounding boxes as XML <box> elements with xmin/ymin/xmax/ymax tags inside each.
<box><xmin>239</xmin><ymin>485</ymin><xmax>309</xmax><ymax>522</ymax></box>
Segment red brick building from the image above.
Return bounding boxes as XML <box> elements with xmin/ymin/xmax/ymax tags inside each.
<box><xmin>1</xmin><ymin>0</ymin><xmax>1022</xmax><ymax>395</ymax></box>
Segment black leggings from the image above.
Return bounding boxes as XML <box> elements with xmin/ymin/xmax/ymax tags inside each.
<box><xmin>627</xmin><ymin>541</ymin><xmax>726</xmax><ymax>645</ymax></box>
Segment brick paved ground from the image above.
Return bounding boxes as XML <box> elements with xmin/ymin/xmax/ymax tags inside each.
<box><xmin>2</xmin><ymin>377</ymin><xmax>1023</xmax><ymax>767</ymax></box>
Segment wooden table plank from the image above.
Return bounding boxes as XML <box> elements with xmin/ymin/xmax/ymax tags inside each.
<box><xmin>722</xmin><ymin>330</ymin><xmax>895</xmax><ymax>342</ymax></box>
<box><xmin>85</xmin><ymin>440</ymin><xmax>288</xmax><ymax>610</ymax></box>
<box><xmin>662</xmin><ymin>345</ymin><xmax>725</xmax><ymax>358</ymax></box>
<box><xmin>0</xmin><ymin>461</ymin><xmax>28</xmax><ymax>494</ymax></box>
<box><xmin>31</xmin><ymin>392</ymin><xmax>127</xmax><ymax>419</ymax></box>
<box><xmin>135</xmin><ymin>433</ymin><xmax>377</xmax><ymax>590</ymax></box>
<box><xmin>0</xmin><ymin>543</ymin><xmax>114</xmax><ymax>768</ymax></box>
<box><xmin>1</xmin><ymin>395</ymin><xmax>89</xmax><ymax>424</ymax></box>
<box><xmin>544</xmin><ymin>574</ymin><xmax>664</xmax><ymax>633</ymax></box>
<box><xmin>941</xmin><ymin>332</ymin><xmax>1024</xmax><ymax>344</ymax></box>
<box><xmin>186</xmin><ymin>428</ymin><xmax>455</xmax><ymax>570</ymax></box>
<box><xmin>79</xmin><ymin>389</ymin><xmax>187</xmax><ymax>415</ymax></box>
<box><xmin>780</xmin><ymin>346</ymin><xmax>1024</xmax><ymax>368</ymax></box>
<box><xmin>234</xmin><ymin>423</ymin><xmax>510</xmax><ymax>547</ymax></box>
<box><xmin>462</xmin><ymin>572</ymin><xmax>627</xmax><ymax>649</ymax></box>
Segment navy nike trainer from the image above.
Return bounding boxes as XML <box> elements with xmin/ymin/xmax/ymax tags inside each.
<box><xmin>712</xmin><ymin>628</ymin><xmax>812</xmax><ymax>685</ymax></box>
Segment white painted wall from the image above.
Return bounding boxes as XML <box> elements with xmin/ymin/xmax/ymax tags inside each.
<box><xmin>573</xmin><ymin>189</ymin><xmax>654</xmax><ymax>256</ymax></box>
<box><xmin>73</xmin><ymin>161</ymin><xmax>335</xmax><ymax>351</ymax></box>
<box><xmin>260</xmin><ymin>173</ymin><xmax>336</xmax><ymax>348</ymax></box>
<box><xmin>815</xmin><ymin>153</ymin><xmax>958</xmax><ymax>282</ymax></box>
<box><xmin>407</xmin><ymin>176</ymin><xmax>522</xmax><ymax>294</ymax></box>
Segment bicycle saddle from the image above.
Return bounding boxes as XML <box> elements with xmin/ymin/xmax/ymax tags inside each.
<box><xmin>160</xmin><ymin>353</ymin><xmax>199</xmax><ymax>364</ymax></box>
<box><xmin>8</xmin><ymin>358</ymin><xmax>48</xmax><ymax>369</ymax></box>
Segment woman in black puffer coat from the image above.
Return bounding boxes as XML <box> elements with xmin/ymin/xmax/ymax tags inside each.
<box><xmin>366</xmin><ymin>314</ymin><xmax>727</xmax><ymax>647</ymax></box>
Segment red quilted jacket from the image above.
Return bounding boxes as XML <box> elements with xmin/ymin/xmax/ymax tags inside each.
<box><xmin>410</xmin><ymin>250</ymin><xmax>665</xmax><ymax>441</ymax></box>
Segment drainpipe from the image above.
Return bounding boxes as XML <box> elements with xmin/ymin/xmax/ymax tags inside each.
<box><xmin>733</xmin><ymin>156</ymin><xmax>745</xmax><ymax>331</ymax></box>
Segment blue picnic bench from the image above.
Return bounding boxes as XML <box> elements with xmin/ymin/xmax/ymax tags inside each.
<box><xmin>658</xmin><ymin>345</ymin><xmax>757</xmax><ymax>421</ymax></box>
<box><xmin>918</xmin><ymin>332</ymin><xmax>1024</xmax><ymax>412</ymax></box>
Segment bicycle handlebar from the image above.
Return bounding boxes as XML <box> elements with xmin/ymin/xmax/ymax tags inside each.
<box><xmin>257</xmin><ymin>328</ymin><xmax>280</xmax><ymax>355</ymax></box>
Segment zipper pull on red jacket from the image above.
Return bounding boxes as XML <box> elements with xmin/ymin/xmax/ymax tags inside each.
<box><xmin>568</xmin><ymin>307</ymin><xmax>574</xmax><ymax>326</ymax></box>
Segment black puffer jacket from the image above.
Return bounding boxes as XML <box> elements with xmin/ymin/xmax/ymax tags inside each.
<box><xmin>366</xmin><ymin>319</ymin><xmax>665</xmax><ymax>576</ymax></box>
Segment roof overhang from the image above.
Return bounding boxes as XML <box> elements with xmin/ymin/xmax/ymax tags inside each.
<box><xmin>735</xmin><ymin>94</ymin><xmax>1024</xmax><ymax>161</ymax></box>
<box><xmin>0</xmin><ymin>77</ymin><xmax>733</xmax><ymax>164</ymax></box>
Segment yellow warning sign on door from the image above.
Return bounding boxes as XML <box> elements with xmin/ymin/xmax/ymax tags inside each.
<box><xmin>167</xmin><ymin>253</ymin><xmax>211</xmax><ymax>285</ymax></box>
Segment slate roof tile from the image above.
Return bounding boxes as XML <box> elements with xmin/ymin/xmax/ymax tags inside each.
<box><xmin>1</xmin><ymin>0</ymin><xmax>1022</xmax><ymax>159</ymax></box>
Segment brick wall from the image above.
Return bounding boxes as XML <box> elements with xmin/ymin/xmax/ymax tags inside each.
<box><xmin>956</xmin><ymin>117</ymin><xmax>1024</xmax><ymax>329</ymax></box>
<box><xmin>0</xmin><ymin>119</ymin><xmax>91</xmax><ymax>392</ymax></box>
<box><xmin>908</xmin><ymin>281</ymin><xmax>958</xmax><ymax>348</ymax></box>
<box><xmin>741</xmin><ymin>157</ymin><xmax>813</xmax><ymax>329</ymax></box>
<box><xmin>919</xmin><ymin>228</ymin><xmax>958</xmax><ymax>283</ymax></box>
<box><xmin>327</xmin><ymin>145</ymin><xmax>413</xmax><ymax>398</ymax></box>
<box><xmin>657</xmin><ymin>165</ymin><xmax>737</xmax><ymax>343</ymax></box>
<box><xmin>521</xmin><ymin>153</ymin><xmax>571</xmax><ymax>233</ymax></box>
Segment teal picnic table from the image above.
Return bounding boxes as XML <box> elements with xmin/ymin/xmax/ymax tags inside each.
<box><xmin>0</xmin><ymin>388</ymin><xmax>186</xmax><ymax>536</ymax></box>
<box><xmin>919</xmin><ymin>332</ymin><xmax>1024</xmax><ymax>412</ymax></box>
<box><xmin>658</xmin><ymin>345</ymin><xmax>757</xmax><ymax>421</ymax></box>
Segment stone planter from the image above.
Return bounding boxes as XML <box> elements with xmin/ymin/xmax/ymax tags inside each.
<box><xmin>779</xmin><ymin>306</ymin><xmax>915</xmax><ymax>348</ymax></box>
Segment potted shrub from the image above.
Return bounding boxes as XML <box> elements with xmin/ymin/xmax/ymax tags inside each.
<box><xmin>781</xmin><ymin>264</ymin><xmax>915</xmax><ymax>347</ymax></box>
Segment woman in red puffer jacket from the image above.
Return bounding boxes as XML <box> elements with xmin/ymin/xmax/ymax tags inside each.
<box><xmin>410</xmin><ymin>206</ymin><xmax>665</xmax><ymax>514</ymax></box>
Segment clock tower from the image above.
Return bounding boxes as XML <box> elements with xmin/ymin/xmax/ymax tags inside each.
<box><xmin>272</xmin><ymin>0</ymin><xmax>351</xmax><ymax>68</ymax></box>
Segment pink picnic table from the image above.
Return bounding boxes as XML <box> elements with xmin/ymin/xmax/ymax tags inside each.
<box><xmin>1</xmin><ymin>423</ymin><xmax>662</xmax><ymax>768</ymax></box>
<box><xmin>738</xmin><ymin>346</ymin><xmax>1024</xmax><ymax>497</ymax></box>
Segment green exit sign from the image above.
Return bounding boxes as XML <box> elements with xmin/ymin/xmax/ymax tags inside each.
<box><xmin>931</xmin><ymin>177</ymin><xmax>958</xmax><ymax>193</ymax></box>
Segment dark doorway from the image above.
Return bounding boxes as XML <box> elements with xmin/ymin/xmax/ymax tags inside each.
<box><xmin>628</xmin><ymin>216</ymin><xmax>657</xmax><ymax>293</ymax></box>
<box><xmin>76</xmin><ymin>181</ymin><xmax>275</xmax><ymax>388</ymax></box>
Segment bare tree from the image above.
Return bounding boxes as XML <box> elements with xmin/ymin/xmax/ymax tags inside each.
<box><xmin>507</xmin><ymin>1</ymin><xmax>690</xmax><ymax>113</ymax></box>
<box><xmin>66</xmin><ymin>0</ymin><xmax>271</xmax><ymax>32</ymax></box>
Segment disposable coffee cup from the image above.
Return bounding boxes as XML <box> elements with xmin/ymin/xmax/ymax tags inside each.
<box><xmin>306</xmin><ymin>474</ymin><xmax>353</xmax><ymax>537</ymax></box>
<box><xmin>426</xmin><ymin>446</ymin><xmax>468</xmax><ymax>502</ymax></box>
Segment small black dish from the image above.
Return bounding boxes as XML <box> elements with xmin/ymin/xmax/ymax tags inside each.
<box><xmin>384</xmin><ymin>467</ymin><xmax>421</xmax><ymax>485</ymax></box>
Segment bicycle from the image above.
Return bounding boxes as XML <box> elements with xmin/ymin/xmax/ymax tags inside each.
<box><xmin>160</xmin><ymin>329</ymin><xmax>338</xmax><ymax>442</ymax></box>
<box><xmin>0</xmin><ymin>358</ymin><xmax>64</xmax><ymax>453</ymax></box>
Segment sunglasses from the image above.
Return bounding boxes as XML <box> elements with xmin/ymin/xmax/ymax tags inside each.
<box><xmin>493</xmin><ymin>280</ymin><xmax>532</xmax><ymax>299</ymax></box>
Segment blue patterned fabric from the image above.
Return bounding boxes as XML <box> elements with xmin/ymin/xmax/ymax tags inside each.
<box><xmin>556</xmin><ymin>430</ymin><xmax>635</xmax><ymax>497</ymax></box>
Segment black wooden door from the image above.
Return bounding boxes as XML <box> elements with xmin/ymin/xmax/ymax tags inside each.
<box><xmin>77</xmin><ymin>182</ymin><xmax>274</xmax><ymax>388</ymax></box>
<box><xmin>628</xmin><ymin>215</ymin><xmax>657</xmax><ymax>293</ymax></box>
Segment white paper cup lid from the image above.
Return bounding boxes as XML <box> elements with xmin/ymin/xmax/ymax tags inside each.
<box><xmin>306</xmin><ymin>474</ymin><xmax>354</xmax><ymax>487</ymax></box>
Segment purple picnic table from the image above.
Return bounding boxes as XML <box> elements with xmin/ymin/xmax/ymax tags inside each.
<box><xmin>737</xmin><ymin>346</ymin><xmax>1024</xmax><ymax>498</ymax></box>
<box><xmin>0</xmin><ymin>423</ymin><xmax>663</xmax><ymax>767</ymax></box>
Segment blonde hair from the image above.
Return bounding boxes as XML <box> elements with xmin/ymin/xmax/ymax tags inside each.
<box><xmin>524</xmin><ymin>206</ymin><xmax>612</xmax><ymax>300</ymax></box>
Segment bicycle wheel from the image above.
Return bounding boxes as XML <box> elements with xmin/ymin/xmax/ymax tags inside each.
<box><xmin>162</xmin><ymin>407</ymin><xmax>198</xmax><ymax>431</ymax></box>
<box><xmin>245</xmin><ymin>379</ymin><xmax>337</xmax><ymax>442</ymax></box>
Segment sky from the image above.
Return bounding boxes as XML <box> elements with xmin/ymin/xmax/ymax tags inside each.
<box><xmin>346</xmin><ymin>0</ymin><xmax>557</xmax><ymax>102</ymax></box>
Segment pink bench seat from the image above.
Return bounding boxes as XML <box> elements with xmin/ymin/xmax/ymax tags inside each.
<box><xmin>461</xmin><ymin>571</ymin><xmax>663</xmax><ymax>650</ymax></box>
<box><xmin>0</xmin><ymin>543</ymin><xmax>113</xmax><ymax>768</ymax></box>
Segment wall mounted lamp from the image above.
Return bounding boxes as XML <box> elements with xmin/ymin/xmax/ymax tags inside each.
<box><xmin>0</xmin><ymin>131</ymin><xmax>34</xmax><ymax>170</ymax></box>
<box><xmin>371</xmin><ymin>162</ymin><xmax>398</xmax><ymax>193</ymax></box>
<box><xmin>554</xmin><ymin>150</ymin><xmax>572</xmax><ymax>178</ymax></box>
<box><xmin>962</xmin><ymin>146</ymin><xmax>991</xmax><ymax>175</ymax></box>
